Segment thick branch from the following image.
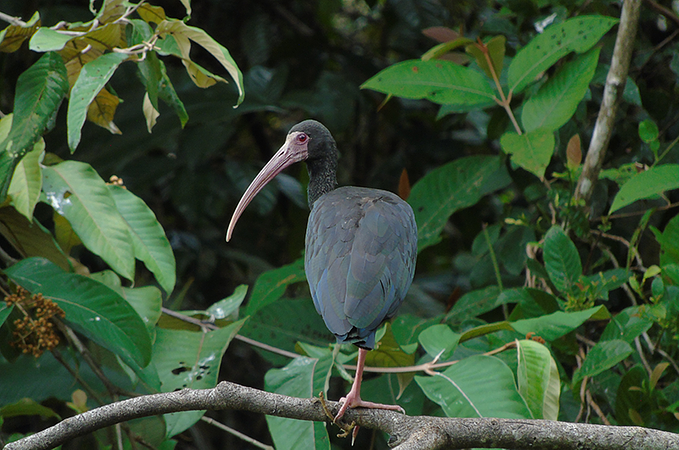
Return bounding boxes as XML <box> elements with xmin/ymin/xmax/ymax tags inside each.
<box><xmin>574</xmin><ymin>0</ymin><xmax>642</xmax><ymax>204</ymax></box>
<box><xmin>5</xmin><ymin>381</ymin><xmax>678</xmax><ymax>450</ymax></box>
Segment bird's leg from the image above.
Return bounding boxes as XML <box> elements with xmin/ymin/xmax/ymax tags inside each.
<box><xmin>334</xmin><ymin>347</ymin><xmax>405</xmax><ymax>422</ymax></box>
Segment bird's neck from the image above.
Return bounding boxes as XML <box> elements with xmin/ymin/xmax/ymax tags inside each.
<box><xmin>306</xmin><ymin>156</ymin><xmax>338</xmax><ymax>208</ymax></box>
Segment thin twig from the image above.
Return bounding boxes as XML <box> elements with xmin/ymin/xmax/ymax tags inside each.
<box><xmin>0</xmin><ymin>11</ymin><xmax>26</xmax><ymax>26</ymax></box>
<box><xmin>201</xmin><ymin>416</ymin><xmax>274</xmax><ymax>450</ymax></box>
<box><xmin>585</xmin><ymin>390</ymin><xmax>611</xmax><ymax>425</ymax></box>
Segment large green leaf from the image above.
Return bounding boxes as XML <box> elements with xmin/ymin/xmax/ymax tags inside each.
<box><xmin>5</xmin><ymin>257</ymin><xmax>152</xmax><ymax>368</ymax></box>
<box><xmin>29</xmin><ymin>28</ymin><xmax>73</xmax><ymax>51</ymax></box>
<box><xmin>42</xmin><ymin>161</ymin><xmax>135</xmax><ymax>280</ymax></box>
<box><xmin>0</xmin><ymin>51</ymin><xmax>68</xmax><ymax>197</ymax></box>
<box><xmin>108</xmin><ymin>185</ymin><xmax>176</xmax><ymax>294</ymax></box>
<box><xmin>362</xmin><ymin>59</ymin><xmax>496</xmax><ymax>107</ymax></box>
<box><xmin>67</xmin><ymin>52</ymin><xmax>128</xmax><ymax>151</ymax></box>
<box><xmin>600</xmin><ymin>306</ymin><xmax>652</xmax><ymax>343</ymax></box>
<box><xmin>206</xmin><ymin>284</ymin><xmax>248</xmax><ymax>320</ymax></box>
<box><xmin>543</xmin><ymin>225</ymin><xmax>582</xmax><ymax>294</ymax></box>
<box><xmin>416</xmin><ymin>355</ymin><xmax>532</xmax><ymax>419</ymax></box>
<box><xmin>121</xmin><ymin>285</ymin><xmax>163</xmax><ymax>332</ymax></box>
<box><xmin>153</xmin><ymin>319</ymin><xmax>245</xmax><ymax>437</ymax></box>
<box><xmin>508</xmin><ymin>15</ymin><xmax>618</xmax><ymax>94</ymax></box>
<box><xmin>654</xmin><ymin>214</ymin><xmax>679</xmax><ymax>265</ymax></box>
<box><xmin>517</xmin><ymin>339</ymin><xmax>560</xmax><ymax>420</ymax></box>
<box><xmin>418</xmin><ymin>324</ymin><xmax>460</xmax><ymax>360</ymax></box>
<box><xmin>610</xmin><ymin>164</ymin><xmax>679</xmax><ymax>213</ymax></box>
<box><xmin>409</xmin><ymin>155</ymin><xmax>511</xmax><ymax>250</ymax></box>
<box><xmin>0</xmin><ymin>115</ymin><xmax>44</xmax><ymax>220</ymax></box>
<box><xmin>245</xmin><ymin>258</ymin><xmax>306</xmax><ymax>315</ymax></box>
<box><xmin>446</xmin><ymin>285</ymin><xmax>502</xmax><ymax>322</ymax></box>
<box><xmin>0</xmin><ymin>207</ymin><xmax>71</xmax><ymax>271</ymax></box>
<box><xmin>500</xmin><ymin>129</ymin><xmax>555</xmax><ymax>180</ymax></box>
<box><xmin>521</xmin><ymin>48</ymin><xmax>600</xmax><ymax>132</ymax></box>
<box><xmin>511</xmin><ymin>305</ymin><xmax>608</xmax><ymax>341</ymax></box>
<box><xmin>573</xmin><ymin>339</ymin><xmax>633</xmax><ymax>385</ymax></box>
<box><xmin>240</xmin><ymin>298</ymin><xmax>331</xmax><ymax>365</ymax></box>
<box><xmin>265</xmin><ymin>355</ymin><xmax>332</xmax><ymax>450</ymax></box>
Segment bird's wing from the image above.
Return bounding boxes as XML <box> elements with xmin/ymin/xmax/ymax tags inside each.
<box><xmin>305</xmin><ymin>187</ymin><xmax>417</xmax><ymax>345</ymax></box>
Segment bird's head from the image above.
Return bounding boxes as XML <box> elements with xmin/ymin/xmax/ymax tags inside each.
<box><xmin>226</xmin><ymin>120</ymin><xmax>337</xmax><ymax>241</ymax></box>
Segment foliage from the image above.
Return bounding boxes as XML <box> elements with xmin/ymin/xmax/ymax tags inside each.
<box><xmin>1</xmin><ymin>0</ymin><xmax>679</xmax><ymax>449</ymax></box>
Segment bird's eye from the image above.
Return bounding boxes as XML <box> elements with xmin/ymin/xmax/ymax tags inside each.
<box><xmin>296</xmin><ymin>133</ymin><xmax>308</xmax><ymax>144</ymax></box>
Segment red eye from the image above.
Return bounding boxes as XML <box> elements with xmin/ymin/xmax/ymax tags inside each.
<box><xmin>297</xmin><ymin>133</ymin><xmax>308</xmax><ymax>144</ymax></box>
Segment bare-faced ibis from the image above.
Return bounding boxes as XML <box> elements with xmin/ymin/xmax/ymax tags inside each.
<box><xmin>226</xmin><ymin>120</ymin><xmax>417</xmax><ymax>421</ymax></box>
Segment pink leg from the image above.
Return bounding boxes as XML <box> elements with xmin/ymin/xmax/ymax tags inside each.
<box><xmin>334</xmin><ymin>348</ymin><xmax>405</xmax><ymax>422</ymax></box>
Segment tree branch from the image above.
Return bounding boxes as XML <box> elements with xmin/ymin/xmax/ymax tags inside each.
<box><xmin>574</xmin><ymin>0</ymin><xmax>642</xmax><ymax>205</ymax></box>
<box><xmin>5</xmin><ymin>381</ymin><xmax>678</xmax><ymax>450</ymax></box>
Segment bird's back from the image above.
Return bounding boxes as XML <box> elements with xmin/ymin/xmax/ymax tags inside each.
<box><xmin>305</xmin><ymin>186</ymin><xmax>417</xmax><ymax>349</ymax></box>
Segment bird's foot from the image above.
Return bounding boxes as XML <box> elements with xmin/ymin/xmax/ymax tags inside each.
<box><xmin>334</xmin><ymin>393</ymin><xmax>405</xmax><ymax>423</ymax></box>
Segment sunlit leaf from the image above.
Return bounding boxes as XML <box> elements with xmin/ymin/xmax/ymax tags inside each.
<box><xmin>610</xmin><ymin>164</ymin><xmax>679</xmax><ymax>213</ymax></box>
<box><xmin>511</xmin><ymin>305</ymin><xmax>609</xmax><ymax>341</ymax></box>
<box><xmin>154</xmin><ymin>319</ymin><xmax>246</xmax><ymax>437</ymax></box>
<box><xmin>67</xmin><ymin>52</ymin><xmax>128</xmax><ymax>151</ymax></box>
<box><xmin>521</xmin><ymin>48</ymin><xmax>600</xmax><ymax>132</ymax></box>
<box><xmin>362</xmin><ymin>59</ymin><xmax>496</xmax><ymax>107</ymax></box>
<box><xmin>416</xmin><ymin>355</ymin><xmax>532</xmax><ymax>418</ymax></box>
<box><xmin>543</xmin><ymin>225</ymin><xmax>582</xmax><ymax>294</ymax></box>
<box><xmin>206</xmin><ymin>285</ymin><xmax>248</xmax><ymax>320</ymax></box>
<box><xmin>86</xmin><ymin>88</ymin><xmax>122</xmax><ymax>134</ymax></box>
<box><xmin>6</xmin><ymin>257</ymin><xmax>152</xmax><ymax>368</ymax></box>
<box><xmin>265</xmin><ymin>355</ymin><xmax>332</xmax><ymax>450</ymax></box>
<box><xmin>517</xmin><ymin>339</ymin><xmax>560</xmax><ymax>420</ymax></box>
<box><xmin>508</xmin><ymin>15</ymin><xmax>618</xmax><ymax>94</ymax></box>
<box><xmin>0</xmin><ymin>51</ymin><xmax>68</xmax><ymax>197</ymax></box>
<box><xmin>42</xmin><ymin>161</ymin><xmax>135</xmax><ymax>280</ymax></box>
<box><xmin>108</xmin><ymin>185</ymin><xmax>176</xmax><ymax>293</ymax></box>
<box><xmin>500</xmin><ymin>129</ymin><xmax>555</xmax><ymax>180</ymax></box>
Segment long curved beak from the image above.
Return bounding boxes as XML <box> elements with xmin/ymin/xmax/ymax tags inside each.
<box><xmin>226</xmin><ymin>133</ymin><xmax>308</xmax><ymax>241</ymax></box>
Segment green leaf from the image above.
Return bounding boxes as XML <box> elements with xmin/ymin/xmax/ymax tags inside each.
<box><xmin>29</xmin><ymin>28</ymin><xmax>73</xmax><ymax>51</ymax></box>
<box><xmin>5</xmin><ymin>257</ymin><xmax>152</xmax><ymax>368</ymax></box>
<box><xmin>67</xmin><ymin>52</ymin><xmax>128</xmax><ymax>152</ymax></box>
<box><xmin>42</xmin><ymin>161</ymin><xmax>135</xmax><ymax>280</ymax></box>
<box><xmin>615</xmin><ymin>366</ymin><xmax>647</xmax><ymax>425</ymax></box>
<box><xmin>362</xmin><ymin>59</ymin><xmax>496</xmax><ymax>107</ymax></box>
<box><xmin>153</xmin><ymin>319</ymin><xmax>245</xmax><ymax>437</ymax></box>
<box><xmin>207</xmin><ymin>284</ymin><xmax>248</xmax><ymax>319</ymax></box>
<box><xmin>409</xmin><ymin>155</ymin><xmax>511</xmax><ymax>250</ymax></box>
<box><xmin>240</xmin><ymin>298</ymin><xmax>331</xmax><ymax>365</ymax></box>
<box><xmin>610</xmin><ymin>164</ymin><xmax>679</xmax><ymax>213</ymax></box>
<box><xmin>418</xmin><ymin>324</ymin><xmax>460</xmax><ymax>360</ymax></box>
<box><xmin>517</xmin><ymin>339</ymin><xmax>560</xmax><ymax>420</ymax></box>
<box><xmin>500</xmin><ymin>129</ymin><xmax>555</xmax><ymax>180</ymax></box>
<box><xmin>639</xmin><ymin>119</ymin><xmax>659</xmax><ymax>143</ymax></box>
<box><xmin>0</xmin><ymin>52</ymin><xmax>68</xmax><ymax>198</ymax></box>
<box><xmin>464</xmin><ymin>36</ymin><xmax>506</xmax><ymax>79</ymax></box>
<box><xmin>521</xmin><ymin>48</ymin><xmax>600</xmax><ymax>132</ymax></box>
<box><xmin>573</xmin><ymin>339</ymin><xmax>633</xmax><ymax>385</ymax></box>
<box><xmin>416</xmin><ymin>355</ymin><xmax>532</xmax><ymax>419</ymax></box>
<box><xmin>121</xmin><ymin>286</ymin><xmax>163</xmax><ymax>331</ymax></box>
<box><xmin>0</xmin><ymin>207</ymin><xmax>71</xmax><ymax>271</ymax></box>
<box><xmin>654</xmin><ymin>214</ymin><xmax>679</xmax><ymax>265</ymax></box>
<box><xmin>508</xmin><ymin>15</ymin><xmax>618</xmax><ymax>94</ymax></box>
<box><xmin>265</xmin><ymin>355</ymin><xmax>332</xmax><ymax>450</ymax></box>
<box><xmin>108</xmin><ymin>185</ymin><xmax>176</xmax><ymax>293</ymax></box>
<box><xmin>245</xmin><ymin>258</ymin><xmax>306</xmax><ymax>315</ymax></box>
<box><xmin>446</xmin><ymin>285</ymin><xmax>502</xmax><ymax>322</ymax></box>
<box><xmin>0</xmin><ymin>398</ymin><xmax>60</xmax><ymax>419</ymax></box>
<box><xmin>0</xmin><ymin>303</ymin><xmax>13</xmax><ymax>328</ymax></box>
<box><xmin>543</xmin><ymin>225</ymin><xmax>582</xmax><ymax>294</ymax></box>
<box><xmin>511</xmin><ymin>305</ymin><xmax>608</xmax><ymax>341</ymax></box>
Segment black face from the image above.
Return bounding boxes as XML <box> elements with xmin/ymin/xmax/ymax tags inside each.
<box><xmin>289</xmin><ymin>120</ymin><xmax>336</xmax><ymax>162</ymax></box>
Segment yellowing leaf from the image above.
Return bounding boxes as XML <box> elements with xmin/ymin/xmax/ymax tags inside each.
<box><xmin>54</xmin><ymin>211</ymin><xmax>82</xmax><ymax>254</ymax></box>
<box><xmin>97</xmin><ymin>0</ymin><xmax>126</xmax><ymax>24</ymax></box>
<box><xmin>0</xmin><ymin>12</ymin><xmax>41</xmax><ymax>53</ymax></box>
<box><xmin>157</xmin><ymin>19</ymin><xmax>244</xmax><ymax>104</ymax></box>
<box><xmin>137</xmin><ymin>4</ymin><xmax>167</xmax><ymax>24</ymax></box>
<box><xmin>143</xmin><ymin>92</ymin><xmax>160</xmax><ymax>133</ymax></box>
<box><xmin>87</xmin><ymin>88</ymin><xmax>122</xmax><ymax>134</ymax></box>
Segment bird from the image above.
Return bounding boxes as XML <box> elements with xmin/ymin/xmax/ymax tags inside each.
<box><xmin>226</xmin><ymin>120</ymin><xmax>417</xmax><ymax>422</ymax></box>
